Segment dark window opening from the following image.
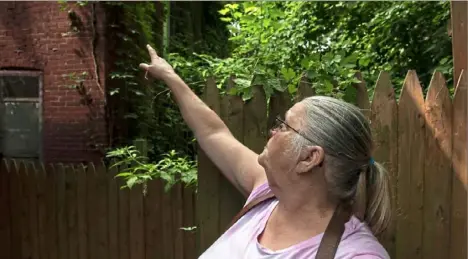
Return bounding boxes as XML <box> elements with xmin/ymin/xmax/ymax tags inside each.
<box><xmin>0</xmin><ymin>70</ymin><xmax>42</xmax><ymax>160</ymax></box>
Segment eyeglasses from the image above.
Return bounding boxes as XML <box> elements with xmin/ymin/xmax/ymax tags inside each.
<box><xmin>273</xmin><ymin>116</ymin><xmax>350</xmax><ymax>161</ymax></box>
<box><xmin>273</xmin><ymin>116</ymin><xmax>315</xmax><ymax>144</ymax></box>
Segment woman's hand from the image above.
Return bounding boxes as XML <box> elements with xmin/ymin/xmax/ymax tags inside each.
<box><xmin>139</xmin><ymin>44</ymin><xmax>175</xmax><ymax>81</ymax></box>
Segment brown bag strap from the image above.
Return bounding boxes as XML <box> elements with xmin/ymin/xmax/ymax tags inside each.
<box><xmin>316</xmin><ymin>203</ymin><xmax>351</xmax><ymax>259</ymax></box>
<box><xmin>227</xmin><ymin>193</ymin><xmax>351</xmax><ymax>259</ymax></box>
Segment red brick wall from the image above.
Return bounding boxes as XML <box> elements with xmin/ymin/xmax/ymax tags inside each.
<box><xmin>0</xmin><ymin>2</ymin><xmax>108</xmax><ymax>163</ymax></box>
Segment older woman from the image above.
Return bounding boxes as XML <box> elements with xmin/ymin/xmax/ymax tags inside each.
<box><xmin>140</xmin><ymin>45</ymin><xmax>391</xmax><ymax>259</ymax></box>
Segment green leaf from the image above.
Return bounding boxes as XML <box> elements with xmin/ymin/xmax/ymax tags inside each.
<box><xmin>324</xmin><ymin>80</ymin><xmax>334</xmax><ymax>93</ymax></box>
<box><xmin>287</xmin><ymin>83</ymin><xmax>297</xmax><ymax>95</ymax></box>
<box><xmin>127</xmin><ymin>176</ymin><xmax>138</xmax><ymax>189</ymax></box>
<box><xmin>233</xmin><ymin>78</ymin><xmax>251</xmax><ymax>89</ymax></box>
<box><xmin>242</xmin><ymin>88</ymin><xmax>253</xmax><ymax>101</ymax></box>
<box><xmin>280</xmin><ymin>68</ymin><xmax>296</xmax><ymax>81</ymax></box>
<box><xmin>116</xmin><ymin>172</ymin><xmax>134</xmax><ymax>178</ymax></box>
<box><xmin>218</xmin><ymin>8</ymin><xmax>230</xmax><ymax>16</ymax></box>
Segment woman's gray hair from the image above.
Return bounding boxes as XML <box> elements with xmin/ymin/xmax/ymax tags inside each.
<box><xmin>292</xmin><ymin>96</ymin><xmax>391</xmax><ymax>236</ymax></box>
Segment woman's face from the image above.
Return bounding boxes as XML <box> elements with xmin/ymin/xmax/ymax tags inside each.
<box><xmin>258</xmin><ymin>102</ymin><xmax>306</xmax><ymax>187</ymax></box>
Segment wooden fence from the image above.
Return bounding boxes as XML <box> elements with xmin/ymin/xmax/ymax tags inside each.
<box><xmin>0</xmin><ymin>70</ymin><xmax>465</xmax><ymax>259</ymax></box>
<box><xmin>197</xmin><ymin>70</ymin><xmax>467</xmax><ymax>259</ymax></box>
<box><xmin>0</xmin><ymin>159</ymin><xmax>197</xmax><ymax>259</ymax></box>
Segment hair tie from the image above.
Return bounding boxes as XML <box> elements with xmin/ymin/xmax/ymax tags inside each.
<box><xmin>369</xmin><ymin>157</ymin><xmax>375</xmax><ymax>165</ymax></box>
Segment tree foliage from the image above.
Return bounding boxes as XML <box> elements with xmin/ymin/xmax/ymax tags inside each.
<box><xmin>173</xmin><ymin>1</ymin><xmax>453</xmax><ymax>100</ymax></box>
<box><xmin>105</xmin><ymin>1</ymin><xmax>453</xmax><ymax>190</ymax></box>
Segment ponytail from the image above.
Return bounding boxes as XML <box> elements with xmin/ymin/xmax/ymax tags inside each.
<box><xmin>354</xmin><ymin>160</ymin><xmax>392</xmax><ymax>236</ymax></box>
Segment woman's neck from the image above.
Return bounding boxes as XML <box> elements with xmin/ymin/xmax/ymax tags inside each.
<box><xmin>274</xmin><ymin>182</ymin><xmax>336</xmax><ymax>227</ymax></box>
<box><xmin>258</xmin><ymin>181</ymin><xmax>337</xmax><ymax>251</ymax></box>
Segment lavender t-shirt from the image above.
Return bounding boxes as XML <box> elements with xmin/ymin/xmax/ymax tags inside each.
<box><xmin>199</xmin><ymin>182</ymin><xmax>390</xmax><ymax>259</ymax></box>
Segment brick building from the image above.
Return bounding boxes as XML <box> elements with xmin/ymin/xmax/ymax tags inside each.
<box><xmin>0</xmin><ymin>2</ymin><xmax>109</xmax><ymax>163</ymax></box>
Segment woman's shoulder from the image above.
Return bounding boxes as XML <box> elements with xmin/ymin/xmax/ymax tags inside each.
<box><xmin>245</xmin><ymin>181</ymin><xmax>273</xmax><ymax>205</ymax></box>
<box><xmin>337</xmin><ymin>217</ymin><xmax>390</xmax><ymax>259</ymax></box>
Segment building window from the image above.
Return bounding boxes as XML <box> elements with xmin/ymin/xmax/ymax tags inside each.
<box><xmin>0</xmin><ymin>71</ymin><xmax>42</xmax><ymax>159</ymax></box>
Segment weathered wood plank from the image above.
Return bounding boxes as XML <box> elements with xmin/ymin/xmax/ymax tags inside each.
<box><xmin>162</xmin><ymin>183</ymin><xmax>174</xmax><ymax>259</ymax></box>
<box><xmin>144</xmin><ymin>179</ymin><xmax>163</xmax><ymax>259</ymax></box>
<box><xmin>354</xmin><ymin>72</ymin><xmax>371</xmax><ymax>118</ymax></box>
<box><xmin>117</xmin><ymin>165</ymin><xmax>130</xmax><ymax>259</ymax></box>
<box><xmin>197</xmin><ymin>77</ymin><xmax>222</xmax><ymax>254</ymax></box>
<box><xmin>243</xmin><ymin>85</ymin><xmax>268</xmax><ymax>154</ymax></box>
<box><xmin>56</xmin><ymin>164</ymin><xmax>68</xmax><ymax>259</ymax></box>
<box><xmin>183</xmin><ymin>186</ymin><xmax>197</xmax><ymax>259</ymax></box>
<box><xmin>65</xmin><ymin>165</ymin><xmax>78</xmax><ymax>259</ymax></box>
<box><xmin>36</xmin><ymin>163</ymin><xmax>47</xmax><ymax>259</ymax></box>
<box><xmin>19</xmin><ymin>161</ymin><xmax>32</xmax><ymax>259</ymax></box>
<box><xmin>96</xmin><ymin>163</ymin><xmax>109</xmax><ymax>259</ymax></box>
<box><xmin>296</xmin><ymin>74</ymin><xmax>315</xmax><ymax>101</ymax></box>
<box><xmin>173</xmin><ymin>184</ymin><xmax>184</xmax><ymax>259</ymax></box>
<box><xmin>86</xmin><ymin>163</ymin><xmax>98</xmax><ymax>259</ymax></box>
<box><xmin>0</xmin><ymin>160</ymin><xmax>11</xmax><ymax>259</ymax></box>
<box><xmin>396</xmin><ymin>70</ymin><xmax>425</xmax><ymax>259</ymax></box>
<box><xmin>76</xmin><ymin>164</ymin><xmax>88</xmax><ymax>259</ymax></box>
<box><xmin>450</xmin><ymin>70</ymin><xmax>467</xmax><ymax>259</ymax></box>
<box><xmin>423</xmin><ymin>71</ymin><xmax>452</xmax><ymax>259</ymax></box>
<box><xmin>369</xmin><ymin>71</ymin><xmax>398</xmax><ymax>258</ymax></box>
<box><xmin>107</xmin><ymin>160</ymin><xmax>119</xmax><ymax>259</ymax></box>
<box><xmin>129</xmin><ymin>183</ymin><xmax>144</xmax><ymax>259</ymax></box>
<box><xmin>26</xmin><ymin>162</ymin><xmax>39</xmax><ymax>259</ymax></box>
<box><xmin>219</xmin><ymin>77</ymin><xmax>245</xmax><ymax>231</ymax></box>
<box><xmin>45</xmin><ymin>163</ymin><xmax>58</xmax><ymax>259</ymax></box>
<box><xmin>9</xmin><ymin>160</ymin><xmax>21</xmax><ymax>259</ymax></box>
<box><xmin>268</xmin><ymin>90</ymin><xmax>292</xmax><ymax>131</ymax></box>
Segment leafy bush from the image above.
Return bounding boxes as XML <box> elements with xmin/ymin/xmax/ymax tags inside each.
<box><xmin>107</xmin><ymin>146</ymin><xmax>197</xmax><ymax>193</ymax></box>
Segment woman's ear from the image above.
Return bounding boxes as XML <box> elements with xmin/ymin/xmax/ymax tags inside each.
<box><xmin>296</xmin><ymin>145</ymin><xmax>325</xmax><ymax>174</ymax></box>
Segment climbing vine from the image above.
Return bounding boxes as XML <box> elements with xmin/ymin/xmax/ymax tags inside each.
<box><xmin>55</xmin><ymin>1</ymin><xmax>453</xmax><ymax>191</ymax></box>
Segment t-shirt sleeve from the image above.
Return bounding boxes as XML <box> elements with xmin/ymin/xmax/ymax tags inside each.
<box><xmin>244</xmin><ymin>181</ymin><xmax>272</xmax><ymax>206</ymax></box>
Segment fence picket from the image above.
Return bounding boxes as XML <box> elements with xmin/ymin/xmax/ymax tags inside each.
<box><xmin>56</xmin><ymin>163</ymin><xmax>68</xmax><ymax>259</ymax></box>
<box><xmin>19</xmin><ymin>161</ymin><xmax>32</xmax><ymax>259</ymax></box>
<box><xmin>76</xmin><ymin>164</ymin><xmax>88</xmax><ymax>259</ymax></box>
<box><xmin>117</xmin><ymin>165</ymin><xmax>130</xmax><ymax>259</ymax></box>
<box><xmin>450</xmin><ymin>70</ymin><xmax>467</xmax><ymax>259</ymax></box>
<box><xmin>36</xmin><ymin>163</ymin><xmax>47</xmax><ymax>259</ymax></box>
<box><xmin>354</xmin><ymin>72</ymin><xmax>371</xmax><ymax>118</ymax></box>
<box><xmin>0</xmin><ymin>68</ymin><xmax>465</xmax><ymax>259</ymax></box>
<box><xmin>26</xmin><ymin>162</ymin><xmax>39</xmax><ymax>259</ymax></box>
<box><xmin>144</xmin><ymin>178</ymin><xmax>162</xmax><ymax>259</ymax></box>
<box><xmin>65</xmin><ymin>165</ymin><xmax>78</xmax><ymax>259</ymax></box>
<box><xmin>244</xmin><ymin>85</ymin><xmax>268</xmax><ymax>153</ymax></box>
<box><xmin>197</xmin><ymin>77</ymin><xmax>222</xmax><ymax>254</ymax></box>
<box><xmin>45</xmin><ymin>163</ymin><xmax>58</xmax><ymax>259</ymax></box>
<box><xmin>297</xmin><ymin>74</ymin><xmax>315</xmax><ymax>101</ymax></box>
<box><xmin>86</xmin><ymin>163</ymin><xmax>98</xmax><ymax>259</ymax></box>
<box><xmin>370</xmin><ymin>71</ymin><xmax>398</xmax><ymax>258</ymax></box>
<box><xmin>107</xmin><ymin>160</ymin><xmax>119</xmax><ymax>259</ymax></box>
<box><xmin>268</xmin><ymin>90</ymin><xmax>292</xmax><ymax>130</ymax></box>
<box><xmin>423</xmin><ymin>71</ymin><xmax>452</xmax><ymax>259</ymax></box>
<box><xmin>219</xmin><ymin>76</ymin><xmax>245</xmax><ymax>230</ymax></box>
<box><xmin>0</xmin><ymin>159</ymin><xmax>11</xmax><ymax>259</ymax></box>
<box><xmin>162</xmin><ymin>182</ymin><xmax>174</xmax><ymax>259</ymax></box>
<box><xmin>9</xmin><ymin>160</ymin><xmax>21</xmax><ymax>259</ymax></box>
<box><xmin>173</xmin><ymin>184</ymin><xmax>184</xmax><ymax>259</ymax></box>
<box><xmin>183</xmin><ymin>186</ymin><xmax>197</xmax><ymax>259</ymax></box>
<box><xmin>396</xmin><ymin>70</ymin><xmax>425</xmax><ymax>259</ymax></box>
<box><xmin>96</xmin><ymin>163</ymin><xmax>109</xmax><ymax>259</ymax></box>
